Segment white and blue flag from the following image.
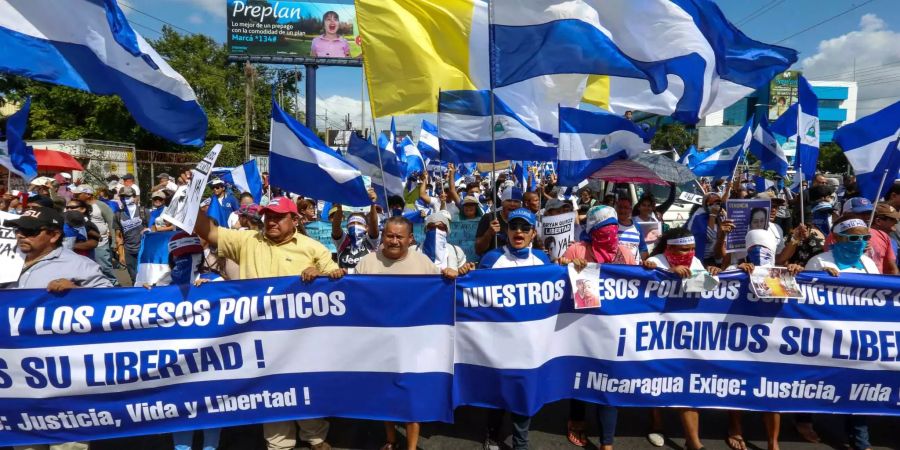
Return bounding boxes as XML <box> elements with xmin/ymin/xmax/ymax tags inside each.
<box><xmin>795</xmin><ymin>76</ymin><xmax>819</xmax><ymax>181</ymax></box>
<box><xmin>833</xmin><ymin>101</ymin><xmax>900</xmax><ymax>202</ymax></box>
<box><xmin>269</xmin><ymin>99</ymin><xmax>370</xmax><ymax>206</ymax></box>
<box><xmin>689</xmin><ymin>117</ymin><xmax>753</xmax><ymax>178</ymax></box>
<box><xmin>557</xmin><ymin>107</ymin><xmax>650</xmax><ymax>186</ymax></box>
<box><xmin>400</xmin><ymin>136</ymin><xmax>425</xmax><ymax>177</ymax></box>
<box><xmin>489</xmin><ymin>0</ymin><xmax>797</xmax><ymax>124</ymax></box>
<box><xmin>749</xmin><ymin>116</ymin><xmax>788</xmax><ymax>176</ymax></box>
<box><xmin>439</xmin><ymin>90</ymin><xmax>556</xmax><ymax>164</ymax></box>
<box><xmin>346</xmin><ymin>132</ymin><xmax>404</xmax><ymax>208</ymax></box>
<box><xmin>134</xmin><ymin>231</ymin><xmax>176</xmax><ymax>287</ymax></box>
<box><xmin>0</xmin><ymin>0</ymin><xmax>207</xmax><ymax>146</ymax></box>
<box><xmin>378</xmin><ymin>116</ymin><xmax>399</xmax><ymax>156</ymax></box>
<box><xmin>0</xmin><ymin>98</ymin><xmax>37</xmax><ymax>182</ymax></box>
<box><xmin>677</xmin><ymin>145</ymin><xmax>699</xmax><ymax>166</ymax></box>
<box><xmin>418</xmin><ymin>120</ymin><xmax>440</xmax><ymax>161</ymax></box>
<box><xmin>213</xmin><ymin>159</ymin><xmax>264</xmax><ymax>203</ymax></box>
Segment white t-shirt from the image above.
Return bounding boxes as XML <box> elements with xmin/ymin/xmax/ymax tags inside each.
<box><xmin>805</xmin><ymin>252</ymin><xmax>879</xmax><ymax>274</ymax></box>
<box><xmin>646</xmin><ymin>254</ymin><xmax>706</xmax><ymax>272</ymax></box>
<box><xmin>227</xmin><ymin>211</ymin><xmax>240</xmax><ymax>229</ymax></box>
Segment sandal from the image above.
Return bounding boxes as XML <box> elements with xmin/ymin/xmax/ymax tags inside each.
<box><xmin>380</xmin><ymin>443</ymin><xmax>399</xmax><ymax>450</ymax></box>
<box><xmin>567</xmin><ymin>420</ymin><xmax>588</xmax><ymax>447</ymax></box>
<box><xmin>726</xmin><ymin>435</ymin><xmax>747</xmax><ymax>450</ymax></box>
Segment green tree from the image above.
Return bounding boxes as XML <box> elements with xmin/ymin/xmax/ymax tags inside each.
<box><xmin>650</xmin><ymin>123</ymin><xmax>694</xmax><ymax>153</ymax></box>
<box><xmin>0</xmin><ymin>26</ymin><xmax>302</xmax><ymax>167</ymax></box>
<box><xmin>816</xmin><ymin>142</ymin><xmax>849</xmax><ymax>174</ymax></box>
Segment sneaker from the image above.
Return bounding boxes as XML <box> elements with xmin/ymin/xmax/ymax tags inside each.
<box><xmin>483</xmin><ymin>436</ymin><xmax>501</xmax><ymax>450</ymax></box>
<box><xmin>647</xmin><ymin>431</ymin><xmax>665</xmax><ymax>447</ymax></box>
<box><xmin>311</xmin><ymin>443</ymin><xmax>332</xmax><ymax>450</ymax></box>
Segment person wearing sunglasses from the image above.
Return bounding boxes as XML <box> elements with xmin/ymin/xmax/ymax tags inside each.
<box><xmin>477</xmin><ymin>208</ymin><xmax>550</xmax><ymax>450</ymax></box>
<box><xmin>822</xmin><ymin>197</ymin><xmax>898</xmax><ymax>275</ymax></box>
<box><xmin>2</xmin><ymin>206</ymin><xmax>111</xmax><ymax>293</ymax></box>
<box><xmin>807</xmin><ymin>218</ymin><xmax>878</xmax><ymax>275</ymax></box>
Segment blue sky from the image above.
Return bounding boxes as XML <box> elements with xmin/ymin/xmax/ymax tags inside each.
<box><xmin>126</xmin><ymin>0</ymin><xmax>900</xmax><ymax>130</ymax></box>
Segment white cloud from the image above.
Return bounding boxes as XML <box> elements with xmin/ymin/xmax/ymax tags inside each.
<box><xmin>800</xmin><ymin>13</ymin><xmax>900</xmax><ymax>118</ymax></box>
<box><xmin>187</xmin><ymin>13</ymin><xmax>205</xmax><ymax>25</ymax></box>
<box><xmin>179</xmin><ymin>0</ymin><xmax>225</xmax><ymax>18</ymax></box>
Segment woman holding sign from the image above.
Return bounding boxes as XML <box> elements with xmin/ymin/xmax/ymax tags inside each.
<box><xmin>643</xmin><ymin>228</ymin><xmax>721</xmax><ymax>450</ymax></box>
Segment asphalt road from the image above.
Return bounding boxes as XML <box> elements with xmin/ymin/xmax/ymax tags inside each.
<box><xmin>82</xmin><ymin>402</ymin><xmax>898</xmax><ymax>450</ymax></box>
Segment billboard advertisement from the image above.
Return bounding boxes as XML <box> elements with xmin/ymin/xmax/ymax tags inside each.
<box><xmin>227</xmin><ymin>0</ymin><xmax>361</xmax><ymax>62</ymax></box>
<box><xmin>768</xmin><ymin>70</ymin><xmax>800</xmax><ymax>121</ymax></box>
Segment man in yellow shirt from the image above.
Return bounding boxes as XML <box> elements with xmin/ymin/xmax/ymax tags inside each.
<box><xmin>194</xmin><ymin>195</ymin><xmax>342</xmax><ymax>450</ymax></box>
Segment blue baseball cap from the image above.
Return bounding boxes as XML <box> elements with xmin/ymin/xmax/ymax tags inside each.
<box><xmin>842</xmin><ymin>197</ymin><xmax>873</xmax><ymax>214</ymax></box>
<box><xmin>507</xmin><ymin>208</ymin><xmax>536</xmax><ymax>226</ymax></box>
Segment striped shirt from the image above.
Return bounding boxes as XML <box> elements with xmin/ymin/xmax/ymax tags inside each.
<box><xmin>617</xmin><ymin>222</ymin><xmax>648</xmax><ymax>262</ymax></box>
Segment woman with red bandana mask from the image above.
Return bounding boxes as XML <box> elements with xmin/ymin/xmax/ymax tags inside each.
<box><xmin>556</xmin><ymin>205</ymin><xmax>630</xmax><ymax>449</ymax></box>
<box><xmin>642</xmin><ymin>227</ymin><xmax>721</xmax><ymax>450</ymax></box>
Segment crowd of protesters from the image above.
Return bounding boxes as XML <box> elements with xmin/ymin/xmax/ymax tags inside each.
<box><xmin>0</xmin><ymin>162</ymin><xmax>894</xmax><ymax>450</ymax></box>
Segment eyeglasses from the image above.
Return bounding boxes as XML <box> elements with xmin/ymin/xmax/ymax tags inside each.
<box><xmin>837</xmin><ymin>232</ymin><xmax>871</xmax><ymax>242</ymax></box>
<box><xmin>509</xmin><ymin>223</ymin><xmax>534</xmax><ymax>232</ymax></box>
<box><xmin>65</xmin><ymin>205</ymin><xmax>80</xmax><ymax>210</ymax></box>
<box><xmin>15</xmin><ymin>227</ymin><xmax>45</xmax><ymax>237</ymax></box>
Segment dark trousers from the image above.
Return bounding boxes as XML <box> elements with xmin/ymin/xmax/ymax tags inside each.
<box><xmin>569</xmin><ymin>400</ymin><xmax>618</xmax><ymax>445</ymax></box>
<box><xmin>124</xmin><ymin>251</ymin><xmax>138</xmax><ymax>284</ymax></box>
<box><xmin>844</xmin><ymin>415</ymin><xmax>869</xmax><ymax>450</ymax></box>
<box><xmin>488</xmin><ymin>409</ymin><xmax>531</xmax><ymax>450</ymax></box>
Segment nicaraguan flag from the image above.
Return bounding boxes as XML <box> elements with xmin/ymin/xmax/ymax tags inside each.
<box><xmin>833</xmin><ymin>101</ymin><xmax>900</xmax><ymax>202</ymax></box>
<box><xmin>439</xmin><ymin>90</ymin><xmax>557</xmax><ymax>164</ymax></box>
<box><xmin>769</xmin><ymin>103</ymin><xmax>797</xmax><ymax>138</ymax></box>
<box><xmin>0</xmin><ymin>98</ymin><xmax>37</xmax><ymax>182</ymax></box>
<box><xmin>490</xmin><ymin>0</ymin><xmax>797</xmax><ymax>124</ymax></box>
<box><xmin>794</xmin><ymin>76</ymin><xmax>819</xmax><ymax>181</ymax></box>
<box><xmin>557</xmin><ymin>107</ymin><xmax>650</xmax><ymax>186</ymax></box>
<box><xmin>678</xmin><ymin>145</ymin><xmax>699</xmax><ymax>166</ymax></box>
<box><xmin>134</xmin><ymin>231</ymin><xmax>176</xmax><ymax>286</ymax></box>
<box><xmin>214</xmin><ymin>159</ymin><xmax>264</xmax><ymax>203</ymax></box>
<box><xmin>400</xmin><ymin>136</ymin><xmax>425</xmax><ymax>177</ymax></box>
<box><xmin>269</xmin><ymin>99</ymin><xmax>370</xmax><ymax>206</ymax></box>
<box><xmin>689</xmin><ymin>117</ymin><xmax>753</xmax><ymax>178</ymax></box>
<box><xmin>418</xmin><ymin>120</ymin><xmax>440</xmax><ymax>161</ymax></box>
<box><xmin>755</xmin><ymin>175</ymin><xmax>775</xmax><ymax>193</ymax></box>
<box><xmin>346</xmin><ymin>132</ymin><xmax>404</xmax><ymax>208</ymax></box>
<box><xmin>749</xmin><ymin>116</ymin><xmax>789</xmax><ymax>176</ymax></box>
<box><xmin>378</xmin><ymin>116</ymin><xmax>398</xmax><ymax>156</ymax></box>
<box><xmin>206</xmin><ymin>193</ymin><xmax>231</xmax><ymax>228</ymax></box>
<box><xmin>0</xmin><ymin>0</ymin><xmax>207</xmax><ymax>146</ymax></box>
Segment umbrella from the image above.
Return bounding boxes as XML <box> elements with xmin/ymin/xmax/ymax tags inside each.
<box><xmin>633</xmin><ymin>152</ymin><xmax>697</xmax><ymax>185</ymax></box>
<box><xmin>33</xmin><ymin>149</ymin><xmax>84</xmax><ymax>172</ymax></box>
<box><xmin>588</xmin><ymin>160</ymin><xmax>669</xmax><ymax>186</ymax></box>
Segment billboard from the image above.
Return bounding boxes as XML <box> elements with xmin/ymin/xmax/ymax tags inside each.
<box><xmin>227</xmin><ymin>0</ymin><xmax>361</xmax><ymax>62</ymax></box>
<box><xmin>768</xmin><ymin>70</ymin><xmax>801</xmax><ymax>121</ymax></box>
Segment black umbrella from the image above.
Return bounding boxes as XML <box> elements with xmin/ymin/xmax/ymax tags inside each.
<box><xmin>632</xmin><ymin>152</ymin><xmax>697</xmax><ymax>185</ymax></box>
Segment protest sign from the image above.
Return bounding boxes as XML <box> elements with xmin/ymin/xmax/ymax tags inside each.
<box><xmin>304</xmin><ymin>221</ymin><xmax>337</xmax><ymax>252</ymax></box>
<box><xmin>538</xmin><ymin>212</ymin><xmax>576</xmax><ymax>261</ymax></box>
<box><xmin>636</xmin><ymin>221</ymin><xmax>662</xmax><ymax>252</ymax></box>
<box><xmin>413</xmin><ymin>219</ymin><xmax>480</xmax><ymax>263</ymax></box>
<box><xmin>679</xmin><ymin>191</ymin><xmax>704</xmax><ymax>205</ymax></box>
<box><xmin>0</xmin><ymin>274</ymin><xmax>454</xmax><ymax>446</ymax></box>
<box><xmin>162</xmin><ymin>144</ymin><xmax>222</xmax><ymax>234</ymax></box>
<box><xmin>455</xmin><ymin>264</ymin><xmax>900</xmax><ymax>416</ymax></box>
<box><xmin>568</xmin><ymin>263</ymin><xmax>601</xmax><ymax>309</ymax></box>
<box><xmin>0</xmin><ymin>211</ymin><xmax>24</xmax><ymax>283</ymax></box>
<box><xmin>750</xmin><ymin>266</ymin><xmax>802</xmax><ymax>298</ymax></box>
<box><xmin>725</xmin><ymin>199</ymin><xmax>771</xmax><ymax>253</ymax></box>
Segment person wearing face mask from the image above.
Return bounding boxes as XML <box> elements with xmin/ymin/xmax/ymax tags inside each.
<box><xmin>477</xmin><ymin>208</ymin><xmax>549</xmax><ymax>450</ymax></box>
<box><xmin>805</xmin><ymin>217</ymin><xmax>877</xmax><ymax>450</ymax></box>
<box><xmin>769</xmin><ymin>175</ymin><xmax>794</xmax><ymax>234</ymax></box>
<box><xmin>556</xmin><ymin>205</ymin><xmax>625</xmax><ymax>450</ymax></box>
<box><xmin>686</xmin><ymin>192</ymin><xmax>723</xmax><ymax>265</ymax></box>
<box><xmin>412</xmin><ymin>211</ymin><xmax>467</xmax><ymax>270</ymax></box>
<box><xmin>331</xmin><ymin>207</ymin><xmax>378</xmax><ymax>273</ymax></box>
<box><xmin>643</xmin><ymin>228</ymin><xmax>721</xmax><ymax>450</ymax></box>
<box><xmin>823</xmin><ymin>197</ymin><xmax>898</xmax><ymax>275</ymax></box>
<box><xmin>114</xmin><ymin>186</ymin><xmax>149</xmax><ymax>282</ymax></box>
<box><xmin>64</xmin><ymin>200</ymin><xmax>100</xmax><ymax>259</ymax></box>
<box><xmin>723</xmin><ymin>229</ymin><xmax>803</xmax><ymax>450</ymax></box>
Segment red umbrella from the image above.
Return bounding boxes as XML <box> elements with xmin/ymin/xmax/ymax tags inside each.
<box><xmin>33</xmin><ymin>149</ymin><xmax>84</xmax><ymax>172</ymax></box>
<box><xmin>588</xmin><ymin>159</ymin><xmax>669</xmax><ymax>185</ymax></box>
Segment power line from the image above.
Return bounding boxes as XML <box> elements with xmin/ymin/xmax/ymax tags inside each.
<box><xmin>129</xmin><ymin>20</ymin><xmax>163</xmax><ymax>37</ymax></box>
<box><xmin>118</xmin><ymin>1</ymin><xmax>198</xmax><ymax>36</ymax></box>
<box><xmin>774</xmin><ymin>0</ymin><xmax>877</xmax><ymax>44</ymax></box>
<box><xmin>857</xmin><ymin>93</ymin><xmax>900</xmax><ymax>101</ymax></box>
<box><xmin>736</xmin><ymin>0</ymin><xmax>784</xmax><ymax>26</ymax></box>
<box><xmin>811</xmin><ymin>60</ymin><xmax>900</xmax><ymax>81</ymax></box>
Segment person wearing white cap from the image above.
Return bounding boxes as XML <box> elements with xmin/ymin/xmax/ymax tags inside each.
<box><xmin>412</xmin><ymin>210</ymin><xmax>468</xmax><ymax>270</ymax></box>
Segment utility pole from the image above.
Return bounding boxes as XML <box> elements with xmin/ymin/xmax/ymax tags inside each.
<box><xmin>243</xmin><ymin>61</ymin><xmax>255</xmax><ymax>162</ymax></box>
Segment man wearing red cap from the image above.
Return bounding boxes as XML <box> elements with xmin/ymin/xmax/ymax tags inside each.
<box><xmin>194</xmin><ymin>195</ymin><xmax>341</xmax><ymax>450</ymax></box>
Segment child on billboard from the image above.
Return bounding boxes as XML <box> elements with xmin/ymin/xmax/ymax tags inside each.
<box><xmin>310</xmin><ymin>10</ymin><xmax>350</xmax><ymax>57</ymax></box>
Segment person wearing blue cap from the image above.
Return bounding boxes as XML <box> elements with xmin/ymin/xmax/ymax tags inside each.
<box><xmin>475</xmin><ymin>185</ymin><xmax>524</xmax><ymax>256</ymax></box>
<box><xmin>477</xmin><ymin>207</ymin><xmax>550</xmax><ymax>450</ymax></box>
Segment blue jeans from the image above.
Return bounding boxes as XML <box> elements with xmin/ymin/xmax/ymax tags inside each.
<box><xmin>93</xmin><ymin>241</ymin><xmax>118</xmax><ymax>285</ymax></box>
<box><xmin>488</xmin><ymin>409</ymin><xmax>532</xmax><ymax>450</ymax></box>
<box><xmin>173</xmin><ymin>428</ymin><xmax>221</xmax><ymax>450</ymax></box>
<box><xmin>569</xmin><ymin>400</ymin><xmax>617</xmax><ymax>445</ymax></box>
<box><xmin>844</xmin><ymin>415</ymin><xmax>869</xmax><ymax>450</ymax></box>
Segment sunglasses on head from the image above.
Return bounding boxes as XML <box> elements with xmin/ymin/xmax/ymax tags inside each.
<box><xmin>837</xmin><ymin>232</ymin><xmax>871</xmax><ymax>242</ymax></box>
<box><xmin>15</xmin><ymin>227</ymin><xmax>46</xmax><ymax>237</ymax></box>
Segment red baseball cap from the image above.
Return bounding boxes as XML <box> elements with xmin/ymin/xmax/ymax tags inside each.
<box><xmin>260</xmin><ymin>196</ymin><xmax>298</xmax><ymax>215</ymax></box>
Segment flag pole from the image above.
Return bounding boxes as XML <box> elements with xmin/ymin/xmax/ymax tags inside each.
<box><xmin>868</xmin><ymin>169</ymin><xmax>890</xmax><ymax>228</ymax></box>
<box><xmin>488</xmin><ymin>0</ymin><xmax>499</xmax><ymax>250</ymax></box>
<box><xmin>798</xmin><ymin>165</ymin><xmax>805</xmax><ymax>225</ymax></box>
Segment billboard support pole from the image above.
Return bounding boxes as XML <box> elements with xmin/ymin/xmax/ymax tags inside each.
<box><xmin>305</xmin><ymin>64</ymin><xmax>317</xmax><ymax>131</ymax></box>
<box><xmin>243</xmin><ymin>62</ymin><xmax>254</xmax><ymax>162</ymax></box>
